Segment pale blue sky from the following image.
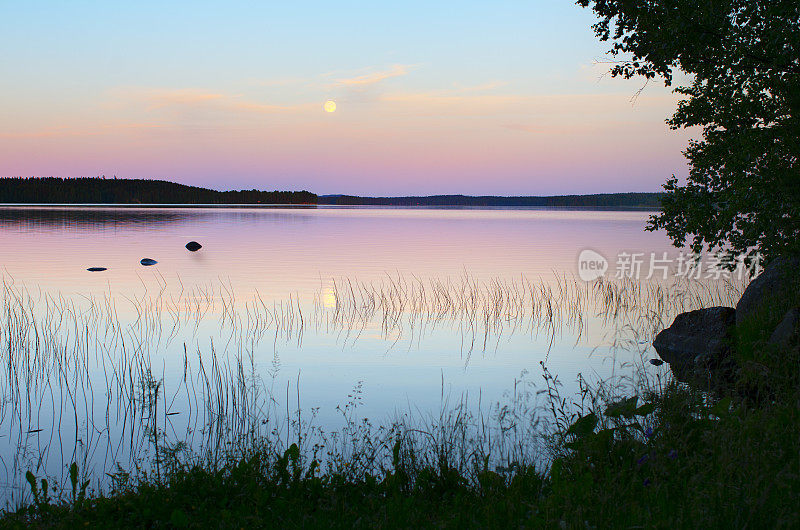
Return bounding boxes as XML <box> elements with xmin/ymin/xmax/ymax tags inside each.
<box><xmin>0</xmin><ymin>1</ymin><xmax>691</xmax><ymax>195</ymax></box>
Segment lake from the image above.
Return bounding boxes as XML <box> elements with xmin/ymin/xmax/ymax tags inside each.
<box><xmin>0</xmin><ymin>206</ymin><xmax>743</xmax><ymax>505</ymax></box>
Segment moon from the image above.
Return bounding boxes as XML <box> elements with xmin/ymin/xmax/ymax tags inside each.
<box><xmin>324</xmin><ymin>100</ymin><xmax>337</xmax><ymax>113</ymax></box>
<box><xmin>321</xmin><ymin>287</ymin><xmax>337</xmax><ymax>308</ymax></box>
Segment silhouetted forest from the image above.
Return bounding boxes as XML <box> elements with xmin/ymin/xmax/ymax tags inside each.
<box><xmin>0</xmin><ymin>178</ymin><xmax>663</xmax><ymax>209</ymax></box>
<box><xmin>318</xmin><ymin>192</ymin><xmax>664</xmax><ymax>208</ymax></box>
<box><xmin>0</xmin><ymin>177</ymin><xmax>317</xmax><ymax>204</ymax></box>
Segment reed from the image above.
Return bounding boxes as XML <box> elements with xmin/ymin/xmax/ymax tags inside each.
<box><xmin>0</xmin><ymin>272</ymin><xmax>744</xmax><ymax>509</ymax></box>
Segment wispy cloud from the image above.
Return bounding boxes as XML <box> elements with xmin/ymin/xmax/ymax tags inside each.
<box><xmin>378</xmin><ymin>92</ymin><xmax>530</xmax><ymax>115</ymax></box>
<box><xmin>378</xmin><ymin>90</ymin><xmax>681</xmax><ymax>117</ymax></box>
<box><xmin>333</xmin><ymin>64</ymin><xmax>414</xmax><ymax>88</ymax></box>
<box><xmin>250</xmin><ymin>77</ymin><xmax>309</xmax><ymax>88</ymax></box>
<box><xmin>231</xmin><ymin>100</ymin><xmax>313</xmax><ymax>113</ymax></box>
<box><xmin>144</xmin><ymin>89</ymin><xmax>226</xmax><ymax>110</ymax></box>
<box><xmin>0</xmin><ymin>122</ymin><xmax>164</xmax><ymax>139</ymax></box>
<box><xmin>109</xmin><ymin>87</ymin><xmax>310</xmax><ymax>116</ymax></box>
<box><xmin>502</xmin><ymin>122</ymin><xmax>613</xmax><ymax>135</ymax></box>
<box><xmin>450</xmin><ymin>81</ymin><xmax>508</xmax><ymax>93</ymax></box>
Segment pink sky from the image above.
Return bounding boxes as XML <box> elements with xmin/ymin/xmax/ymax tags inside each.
<box><xmin>0</xmin><ymin>2</ymin><xmax>693</xmax><ymax>196</ymax></box>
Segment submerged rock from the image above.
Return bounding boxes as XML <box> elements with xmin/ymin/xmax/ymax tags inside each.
<box><xmin>140</xmin><ymin>258</ymin><xmax>158</xmax><ymax>266</ymax></box>
<box><xmin>185</xmin><ymin>241</ymin><xmax>202</xmax><ymax>252</ymax></box>
<box><xmin>736</xmin><ymin>256</ymin><xmax>800</xmax><ymax>326</ymax></box>
<box><xmin>653</xmin><ymin>306</ymin><xmax>736</xmax><ymax>384</ymax></box>
<box><xmin>86</xmin><ymin>267</ymin><xmax>107</xmax><ymax>272</ymax></box>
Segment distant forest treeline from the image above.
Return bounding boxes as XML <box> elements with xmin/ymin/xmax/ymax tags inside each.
<box><xmin>0</xmin><ymin>177</ymin><xmax>663</xmax><ymax>209</ymax></box>
<box><xmin>318</xmin><ymin>192</ymin><xmax>664</xmax><ymax>208</ymax></box>
<box><xmin>0</xmin><ymin>177</ymin><xmax>317</xmax><ymax>204</ymax></box>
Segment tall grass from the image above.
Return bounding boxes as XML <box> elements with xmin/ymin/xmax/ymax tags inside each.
<box><xmin>0</xmin><ymin>272</ymin><xmax>745</xmax><ymax>510</ymax></box>
<box><xmin>314</xmin><ymin>273</ymin><xmax>744</xmax><ymax>354</ymax></box>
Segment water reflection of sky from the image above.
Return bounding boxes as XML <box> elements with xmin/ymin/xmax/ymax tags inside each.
<box><xmin>0</xmin><ymin>206</ymin><xmax>674</xmax><ymax>426</ymax></box>
<box><xmin>0</xmin><ymin>206</ymin><xmax>691</xmax><ymax>504</ymax></box>
<box><xmin>0</xmin><ymin>206</ymin><xmax>672</xmax><ymax>298</ymax></box>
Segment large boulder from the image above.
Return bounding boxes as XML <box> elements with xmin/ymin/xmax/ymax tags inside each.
<box><xmin>768</xmin><ymin>307</ymin><xmax>800</xmax><ymax>348</ymax></box>
<box><xmin>736</xmin><ymin>257</ymin><xmax>800</xmax><ymax>326</ymax></box>
<box><xmin>653</xmin><ymin>307</ymin><xmax>736</xmax><ymax>383</ymax></box>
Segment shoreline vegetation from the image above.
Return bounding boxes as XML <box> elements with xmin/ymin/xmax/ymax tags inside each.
<box><xmin>0</xmin><ymin>273</ymin><xmax>797</xmax><ymax>527</ymax></box>
<box><xmin>3</xmin><ymin>310</ymin><xmax>798</xmax><ymax>528</ymax></box>
<box><xmin>0</xmin><ymin>177</ymin><xmax>664</xmax><ymax>209</ymax></box>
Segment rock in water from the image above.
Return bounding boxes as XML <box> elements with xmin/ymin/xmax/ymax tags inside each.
<box><xmin>87</xmin><ymin>267</ymin><xmax>107</xmax><ymax>272</ymax></box>
<box><xmin>736</xmin><ymin>256</ymin><xmax>800</xmax><ymax>326</ymax></box>
<box><xmin>653</xmin><ymin>306</ymin><xmax>736</xmax><ymax>384</ymax></box>
<box><xmin>140</xmin><ymin>258</ymin><xmax>158</xmax><ymax>266</ymax></box>
<box><xmin>185</xmin><ymin>241</ymin><xmax>202</xmax><ymax>252</ymax></box>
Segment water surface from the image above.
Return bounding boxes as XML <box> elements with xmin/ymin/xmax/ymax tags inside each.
<box><xmin>0</xmin><ymin>206</ymin><xmax>735</xmax><ymax>505</ymax></box>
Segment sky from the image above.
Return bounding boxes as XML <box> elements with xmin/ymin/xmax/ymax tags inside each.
<box><xmin>0</xmin><ymin>1</ymin><xmax>694</xmax><ymax>196</ymax></box>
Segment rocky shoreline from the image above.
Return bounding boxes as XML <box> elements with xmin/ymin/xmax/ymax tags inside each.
<box><xmin>654</xmin><ymin>257</ymin><xmax>800</xmax><ymax>392</ymax></box>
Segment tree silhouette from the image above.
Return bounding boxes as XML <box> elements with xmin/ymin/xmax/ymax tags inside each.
<box><xmin>578</xmin><ymin>0</ymin><xmax>800</xmax><ymax>263</ymax></box>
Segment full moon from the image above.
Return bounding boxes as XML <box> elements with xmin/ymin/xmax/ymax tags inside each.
<box><xmin>323</xmin><ymin>100</ymin><xmax>337</xmax><ymax>113</ymax></box>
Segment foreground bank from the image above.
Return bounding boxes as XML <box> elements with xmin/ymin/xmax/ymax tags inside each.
<box><xmin>2</xmin><ymin>261</ymin><xmax>799</xmax><ymax>528</ymax></box>
<box><xmin>3</xmin><ymin>367</ymin><xmax>797</xmax><ymax>527</ymax></box>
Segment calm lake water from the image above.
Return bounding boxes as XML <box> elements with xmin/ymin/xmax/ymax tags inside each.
<box><xmin>0</xmin><ymin>206</ymin><xmax>741</xmax><ymax>505</ymax></box>
<box><xmin>0</xmin><ymin>206</ymin><xmax>668</xmax><ymax>294</ymax></box>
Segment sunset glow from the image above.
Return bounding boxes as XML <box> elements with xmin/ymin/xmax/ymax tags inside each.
<box><xmin>0</xmin><ymin>1</ymin><xmax>691</xmax><ymax>195</ymax></box>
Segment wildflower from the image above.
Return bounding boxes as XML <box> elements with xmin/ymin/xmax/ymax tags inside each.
<box><xmin>644</xmin><ymin>426</ymin><xmax>654</xmax><ymax>438</ymax></box>
<box><xmin>668</xmin><ymin>449</ymin><xmax>677</xmax><ymax>460</ymax></box>
<box><xmin>643</xmin><ymin>478</ymin><xmax>651</xmax><ymax>486</ymax></box>
<box><xmin>637</xmin><ymin>453</ymin><xmax>649</xmax><ymax>466</ymax></box>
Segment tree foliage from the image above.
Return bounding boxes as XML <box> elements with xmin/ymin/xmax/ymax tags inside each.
<box><xmin>577</xmin><ymin>0</ymin><xmax>800</xmax><ymax>263</ymax></box>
